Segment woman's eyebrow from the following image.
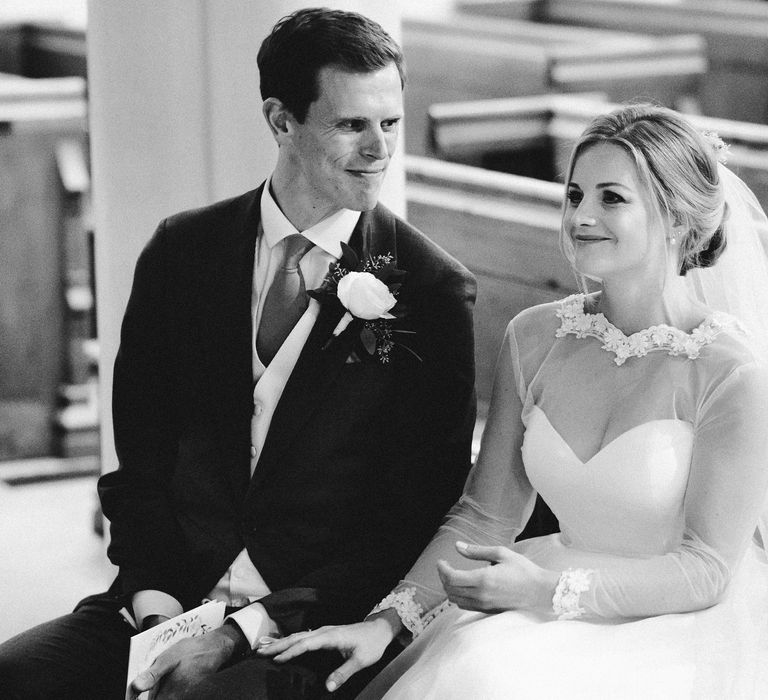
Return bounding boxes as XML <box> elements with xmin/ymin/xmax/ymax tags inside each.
<box><xmin>596</xmin><ymin>181</ymin><xmax>629</xmax><ymax>188</ymax></box>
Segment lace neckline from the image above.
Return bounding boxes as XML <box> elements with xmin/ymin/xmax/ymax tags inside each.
<box><xmin>555</xmin><ymin>294</ymin><xmax>731</xmax><ymax>366</ymax></box>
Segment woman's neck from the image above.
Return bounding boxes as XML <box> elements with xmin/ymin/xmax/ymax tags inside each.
<box><xmin>595</xmin><ymin>275</ymin><xmax>707</xmax><ymax>335</ymax></box>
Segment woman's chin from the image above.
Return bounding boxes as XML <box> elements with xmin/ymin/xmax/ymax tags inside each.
<box><xmin>572</xmin><ymin>258</ymin><xmax>606</xmax><ymax>282</ymax></box>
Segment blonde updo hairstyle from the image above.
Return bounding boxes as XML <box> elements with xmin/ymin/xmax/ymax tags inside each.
<box><xmin>560</xmin><ymin>104</ymin><xmax>728</xmax><ymax>277</ymax></box>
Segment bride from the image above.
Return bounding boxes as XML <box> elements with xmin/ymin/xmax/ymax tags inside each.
<box><xmin>258</xmin><ymin>104</ymin><xmax>768</xmax><ymax>699</ymax></box>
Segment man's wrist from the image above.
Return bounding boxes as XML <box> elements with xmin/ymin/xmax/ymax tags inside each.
<box><xmin>221</xmin><ymin>619</ymin><xmax>251</xmax><ymax>659</ymax></box>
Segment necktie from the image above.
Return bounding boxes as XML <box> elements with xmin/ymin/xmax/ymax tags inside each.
<box><xmin>257</xmin><ymin>234</ymin><xmax>314</xmax><ymax>365</ymax></box>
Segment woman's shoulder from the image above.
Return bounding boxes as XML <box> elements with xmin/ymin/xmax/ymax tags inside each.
<box><xmin>702</xmin><ymin>311</ymin><xmax>765</xmax><ymax>366</ymax></box>
<box><xmin>690</xmin><ymin>315</ymin><xmax>768</xmax><ymax>426</ymax></box>
<box><xmin>500</xmin><ymin>297</ymin><xmax>583</xmax><ymax>393</ymax></box>
<box><xmin>508</xmin><ymin>296</ymin><xmax>574</xmax><ymax>339</ymax></box>
<box><xmin>694</xmin><ymin>311</ymin><xmax>768</xmax><ymax>394</ymax></box>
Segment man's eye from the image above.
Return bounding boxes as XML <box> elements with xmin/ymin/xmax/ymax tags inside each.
<box><xmin>339</xmin><ymin>120</ymin><xmax>364</xmax><ymax>131</ymax></box>
<box><xmin>382</xmin><ymin>119</ymin><xmax>400</xmax><ymax>131</ymax></box>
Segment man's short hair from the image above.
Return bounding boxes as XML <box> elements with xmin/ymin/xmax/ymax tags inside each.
<box><xmin>258</xmin><ymin>7</ymin><xmax>406</xmax><ymax>123</ymax></box>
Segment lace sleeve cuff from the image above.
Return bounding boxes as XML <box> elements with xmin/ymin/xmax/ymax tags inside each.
<box><xmin>370</xmin><ymin>587</ymin><xmax>425</xmax><ymax>637</ymax></box>
<box><xmin>552</xmin><ymin>568</ymin><xmax>594</xmax><ymax>620</ymax></box>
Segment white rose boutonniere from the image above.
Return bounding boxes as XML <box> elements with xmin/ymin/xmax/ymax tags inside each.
<box><xmin>333</xmin><ymin>271</ymin><xmax>396</xmax><ymax>336</ymax></box>
<box><xmin>309</xmin><ymin>242</ymin><xmax>420</xmax><ymax>363</ymax></box>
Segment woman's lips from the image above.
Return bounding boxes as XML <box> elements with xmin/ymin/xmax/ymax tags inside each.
<box><xmin>573</xmin><ymin>235</ymin><xmax>611</xmax><ymax>242</ymax></box>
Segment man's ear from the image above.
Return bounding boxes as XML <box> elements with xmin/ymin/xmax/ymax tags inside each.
<box><xmin>262</xmin><ymin>98</ymin><xmax>293</xmax><ymax>142</ymax></box>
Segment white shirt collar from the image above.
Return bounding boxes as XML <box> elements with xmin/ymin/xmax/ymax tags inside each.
<box><xmin>260</xmin><ymin>178</ymin><xmax>361</xmax><ymax>258</ymax></box>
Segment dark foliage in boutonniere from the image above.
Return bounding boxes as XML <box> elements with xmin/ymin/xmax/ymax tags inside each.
<box><xmin>308</xmin><ymin>242</ymin><xmax>420</xmax><ymax>363</ymax></box>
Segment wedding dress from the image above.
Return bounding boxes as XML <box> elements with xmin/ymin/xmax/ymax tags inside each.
<box><xmin>359</xmin><ymin>293</ymin><xmax>768</xmax><ymax>700</ymax></box>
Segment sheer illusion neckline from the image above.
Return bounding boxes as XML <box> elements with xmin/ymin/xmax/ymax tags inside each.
<box><xmin>555</xmin><ymin>294</ymin><xmax>732</xmax><ymax>366</ymax></box>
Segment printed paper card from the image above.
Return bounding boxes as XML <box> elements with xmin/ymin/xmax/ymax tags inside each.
<box><xmin>125</xmin><ymin>599</ymin><xmax>225</xmax><ymax>700</ymax></box>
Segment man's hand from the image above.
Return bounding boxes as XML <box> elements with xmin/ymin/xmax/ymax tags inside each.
<box><xmin>129</xmin><ymin>624</ymin><xmax>243</xmax><ymax>699</ymax></box>
<box><xmin>256</xmin><ymin>611</ymin><xmax>400</xmax><ymax>693</ymax></box>
<box><xmin>437</xmin><ymin>541</ymin><xmax>559</xmax><ymax>613</ymax></box>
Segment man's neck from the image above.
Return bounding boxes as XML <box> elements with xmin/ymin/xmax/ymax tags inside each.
<box><xmin>269</xmin><ymin>168</ymin><xmax>336</xmax><ymax>231</ymax></box>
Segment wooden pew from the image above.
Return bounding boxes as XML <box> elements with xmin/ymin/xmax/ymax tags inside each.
<box><xmin>427</xmin><ymin>93</ymin><xmax>768</xmax><ymax>213</ymax></box>
<box><xmin>0</xmin><ymin>73</ymin><xmax>85</xmax><ymax>121</ymax></box>
<box><xmin>458</xmin><ymin>0</ymin><xmax>768</xmax><ymax>124</ymax></box>
<box><xmin>406</xmin><ymin>154</ymin><xmax>566</xmax><ymax>537</ymax></box>
<box><xmin>402</xmin><ymin>14</ymin><xmax>706</xmax><ymax>155</ymax></box>
<box><xmin>0</xmin><ymin>23</ymin><xmax>87</xmax><ymax>78</ymax></box>
<box><xmin>0</xmin><ymin>74</ymin><xmax>88</xmax><ymax>459</ymax></box>
<box><xmin>405</xmin><ymin>154</ymin><xmax>574</xmax><ymax>405</ymax></box>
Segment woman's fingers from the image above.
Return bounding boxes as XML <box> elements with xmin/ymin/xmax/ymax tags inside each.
<box><xmin>257</xmin><ymin>629</ymin><xmax>317</xmax><ymax>655</ymax></box>
<box><xmin>258</xmin><ymin>622</ymin><xmax>391</xmax><ymax>691</ymax></box>
<box><xmin>455</xmin><ymin>541</ymin><xmax>509</xmax><ymax>563</ymax></box>
<box><xmin>437</xmin><ymin>559</ymin><xmax>481</xmax><ymax>587</ymax></box>
<box><xmin>257</xmin><ymin>628</ymin><xmax>339</xmax><ymax>662</ymax></box>
<box><xmin>325</xmin><ymin>655</ymin><xmax>366</xmax><ymax>693</ymax></box>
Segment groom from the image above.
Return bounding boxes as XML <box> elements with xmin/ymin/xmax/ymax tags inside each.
<box><xmin>0</xmin><ymin>7</ymin><xmax>476</xmax><ymax>700</ymax></box>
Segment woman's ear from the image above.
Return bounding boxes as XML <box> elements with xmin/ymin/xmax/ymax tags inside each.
<box><xmin>671</xmin><ymin>209</ymin><xmax>690</xmax><ymax>231</ymax></box>
<box><xmin>667</xmin><ymin>212</ymin><xmax>688</xmax><ymax>242</ymax></box>
<box><xmin>262</xmin><ymin>98</ymin><xmax>292</xmax><ymax>142</ymax></box>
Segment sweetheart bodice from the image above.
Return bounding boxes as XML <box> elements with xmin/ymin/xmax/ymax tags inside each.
<box><xmin>522</xmin><ymin>405</ymin><xmax>693</xmax><ymax>557</ymax></box>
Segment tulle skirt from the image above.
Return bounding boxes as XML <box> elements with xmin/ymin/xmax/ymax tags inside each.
<box><xmin>358</xmin><ymin>542</ymin><xmax>768</xmax><ymax>700</ymax></box>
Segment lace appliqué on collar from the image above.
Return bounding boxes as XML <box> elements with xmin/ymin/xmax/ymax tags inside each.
<box><xmin>555</xmin><ymin>294</ymin><xmax>731</xmax><ymax>366</ymax></box>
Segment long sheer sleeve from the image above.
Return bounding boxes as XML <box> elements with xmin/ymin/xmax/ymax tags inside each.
<box><xmin>572</xmin><ymin>359</ymin><xmax>768</xmax><ymax>619</ymax></box>
<box><xmin>372</xmin><ymin>321</ymin><xmax>537</xmax><ymax>633</ymax></box>
<box><xmin>373</xmin><ymin>300</ymin><xmax>768</xmax><ymax>633</ymax></box>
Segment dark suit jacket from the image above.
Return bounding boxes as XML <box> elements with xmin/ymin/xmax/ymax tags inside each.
<box><xmin>97</xmin><ymin>185</ymin><xmax>477</xmax><ymax>633</ymax></box>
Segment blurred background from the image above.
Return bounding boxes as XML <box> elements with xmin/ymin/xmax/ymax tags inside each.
<box><xmin>2</xmin><ymin>0</ymin><xmax>767</xmax><ymax>643</ymax></box>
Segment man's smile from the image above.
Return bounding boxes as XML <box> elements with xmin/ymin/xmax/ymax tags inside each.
<box><xmin>347</xmin><ymin>168</ymin><xmax>385</xmax><ymax>176</ymax></box>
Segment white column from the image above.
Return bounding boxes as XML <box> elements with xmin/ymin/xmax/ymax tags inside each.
<box><xmin>87</xmin><ymin>0</ymin><xmax>404</xmax><ymax>476</ymax></box>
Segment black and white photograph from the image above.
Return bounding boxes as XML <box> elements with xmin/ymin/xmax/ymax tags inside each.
<box><xmin>1</xmin><ymin>1</ymin><xmax>767</xmax><ymax>698</ymax></box>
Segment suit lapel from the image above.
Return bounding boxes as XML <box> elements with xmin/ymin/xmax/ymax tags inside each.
<box><xmin>249</xmin><ymin>206</ymin><xmax>398</xmax><ymax>490</ymax></box>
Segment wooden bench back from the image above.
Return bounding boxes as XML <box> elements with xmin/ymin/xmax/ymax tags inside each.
<box><xmin>459</xmin><ymin>0</ymin><xmax>768</xmax><ymax>123</ymax></box>
<box><xmin>403</xmin><ymin>14</ymin><xmax>706</xmax><ymax>155</ymax></box>
<box><xmin>405</xmin><ymin>155</ymin><xmax>575</xmax><ymax>403</ymax></box>
<box><xmin>428</xmin><ymin>93</ymin><xmax>768</xmax><ymax>212</ymax></box>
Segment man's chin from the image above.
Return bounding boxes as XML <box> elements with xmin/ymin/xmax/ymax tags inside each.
<box><xmin>348</xmin><ymin>193</ymin><xmax>382</xmax><ymax>212</ymax></box>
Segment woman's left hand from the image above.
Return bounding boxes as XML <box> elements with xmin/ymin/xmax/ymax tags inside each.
<box><xmin>437</xmin><ymin>541</ymin><xmax>558</xmax><ymax>613</ymax></box>
<box><xmin>256</xmin><ymin>615</ymin><xmax>398</xmax><ymax>694</ymax></box>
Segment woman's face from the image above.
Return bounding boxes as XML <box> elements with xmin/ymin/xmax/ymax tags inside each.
<box><xmin>564</xmin><ymin>143</ymin><xmax>667</xmax><ymax>283</ymax></box>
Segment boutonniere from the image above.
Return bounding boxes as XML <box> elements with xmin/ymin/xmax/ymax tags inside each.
<box><xmin>308</xmin><ymin>242</ymin><xmax>421</xmax><ymax>363</ymax></box>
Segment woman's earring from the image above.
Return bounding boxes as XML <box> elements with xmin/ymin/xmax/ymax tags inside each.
<box><xmin>669</xmin><ymin>235</ymin><xmax>677</xmax><ymax>246</ymax></box>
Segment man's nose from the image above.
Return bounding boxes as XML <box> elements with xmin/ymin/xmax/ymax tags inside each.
<box><xmin>363</xmin><ymin>126</ymin><xmax>389</xmax><ymax>160</ymax></box>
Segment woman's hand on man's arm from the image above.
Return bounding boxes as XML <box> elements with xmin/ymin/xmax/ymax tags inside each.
<box><xmin>256</xmin><ymin>608</ymin><xmax>402</xmax><ymax>693</ymax></box>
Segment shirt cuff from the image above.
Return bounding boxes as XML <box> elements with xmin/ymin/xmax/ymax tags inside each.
<box><xmin>132</xmin><ymin>590</ymin><xmax>183</xmax><ymax>630</ymax></box>
<box><xmin>226</xmin><ymin>602</ymin><xmax>280</xmax><ymax>649</ymax></box>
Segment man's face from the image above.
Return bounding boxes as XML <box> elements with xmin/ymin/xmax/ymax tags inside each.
<box><xmin>285</xmin><ymin>63</ymin><xmax>403</xmax><ymax>223</ymax></box>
